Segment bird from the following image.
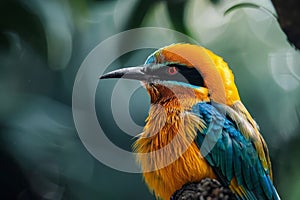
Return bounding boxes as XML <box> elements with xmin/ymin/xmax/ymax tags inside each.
<box><xmin>100</xmin><ymin>43</ymin><xmax>280</xmax><ymax>200</ymax></box>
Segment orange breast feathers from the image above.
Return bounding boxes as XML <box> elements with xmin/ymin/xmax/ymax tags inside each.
<box><xmin>133</xmin><ymin>86</ymin><xmax>216</xmax><ymax>200</ymax></box>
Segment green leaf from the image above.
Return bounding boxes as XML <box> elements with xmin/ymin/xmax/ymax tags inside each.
<box><xmin>224</xmin><ymin>2</ymin><xmax>277</xmax><ymax>19</ymax></box>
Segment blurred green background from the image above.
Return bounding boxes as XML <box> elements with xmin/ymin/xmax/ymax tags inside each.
<box><xmin>1</xmin><ymin>0</ymin><xmax>300</xmax><ymax>199</ymax></box>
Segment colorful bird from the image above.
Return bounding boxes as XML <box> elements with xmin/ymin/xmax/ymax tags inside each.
<box><xmin>100</xmin><ymin>43</ymin><xmax>280</xmax><ymax>200</ymax></box>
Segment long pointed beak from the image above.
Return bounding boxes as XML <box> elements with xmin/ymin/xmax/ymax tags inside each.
<box><xmin>100</xmin><ymin>65</ymin><xmax>157</xmax><ymax>81</ymax></box>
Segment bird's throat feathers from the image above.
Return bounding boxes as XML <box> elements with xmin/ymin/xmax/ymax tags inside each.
<box><xmin>135</xmin><ymin>84</ymin><xmax>209</xmax><ymax>152</ymax></box>
<box><xmin>145</xmin><ymin>83</ymin><xmax>210</xmax><ymax>107</ymax></box>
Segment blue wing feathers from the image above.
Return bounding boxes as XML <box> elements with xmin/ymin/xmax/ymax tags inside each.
<box><xmin>223</xmin><ymin>133</ymin><xmax>233</xmax><ymax>181</ymax></box>
<box><xmin>191</xmin><ymin>103</ymin><xmax>280</xmax><ymax>200</ymax></box>
<box><xmin>233</xmin><ymin>140</ymin><xmax>244</xmax><ymax>186</ymax></box>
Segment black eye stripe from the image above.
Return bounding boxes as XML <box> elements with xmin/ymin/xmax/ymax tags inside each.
<box><xmin>146</xmin><ymin>64</ymin><xmax>204</xmax><ymax>87</ymax></box>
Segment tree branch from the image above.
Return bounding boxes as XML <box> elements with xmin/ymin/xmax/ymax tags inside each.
<box><xmin>271</xmin><ymin>0</ymin><xmax>300</xmax><ymax>49</ymax></box>
<box><xmin>171</xmin><ymin>178</ymin><xmax>236</xmax><ymax>200</ymax></box>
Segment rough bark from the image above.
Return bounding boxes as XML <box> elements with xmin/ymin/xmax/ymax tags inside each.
<box><xmin>171</xmin><ymin>178</ymin><xmax>236</xmax><ymax>200</ymax></box>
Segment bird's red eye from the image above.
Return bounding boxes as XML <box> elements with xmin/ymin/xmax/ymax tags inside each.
<box><xmin>167</xmin><ymin>67</ymin><xmax>178</xmax><ymax>75</ymax></box>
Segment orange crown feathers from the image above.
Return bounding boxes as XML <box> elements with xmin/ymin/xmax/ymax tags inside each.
<box><xmin>153</xmin><ymin>43</ymin><xmax>240</xmax><ymax>105</ymax></box>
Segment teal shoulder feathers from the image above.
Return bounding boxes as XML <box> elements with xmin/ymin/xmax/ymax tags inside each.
<box><xmin>192</xmin><ymin>102</ymin><xmax>280</xmax><ymax>200</ymax></box>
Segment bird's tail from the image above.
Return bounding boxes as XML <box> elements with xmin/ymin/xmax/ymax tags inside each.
<box><xmin>230</xmin><ymin>176</ymin><xmax>280</xmax><ymax>200</ymax></box>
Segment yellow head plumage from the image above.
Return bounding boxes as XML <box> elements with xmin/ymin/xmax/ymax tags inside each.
<box><xmin>148</xmin><ymin>43</ymin><xmax>241</xmax><ymax>105</ymax></box>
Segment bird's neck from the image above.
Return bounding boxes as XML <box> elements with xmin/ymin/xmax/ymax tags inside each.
<box><xmin>134</xmin><ymin>85</ymin><xmax>208</xmax><ymax>150</ymax></box>
<box><xmin>133</xmin><ymin>87</ymin><xmax>206</xmax><ymax>171</ymax></box>
<box><xmin>145</xmin><ymin>84</ymin><xmax>210</xmax><ymax>107</ymax></box>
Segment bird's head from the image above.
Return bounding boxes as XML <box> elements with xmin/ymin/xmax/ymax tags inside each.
<box><xmin>100</xmin><ymin>43</ymin><xmax>240</xmax><ymax>107</ymax></box>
